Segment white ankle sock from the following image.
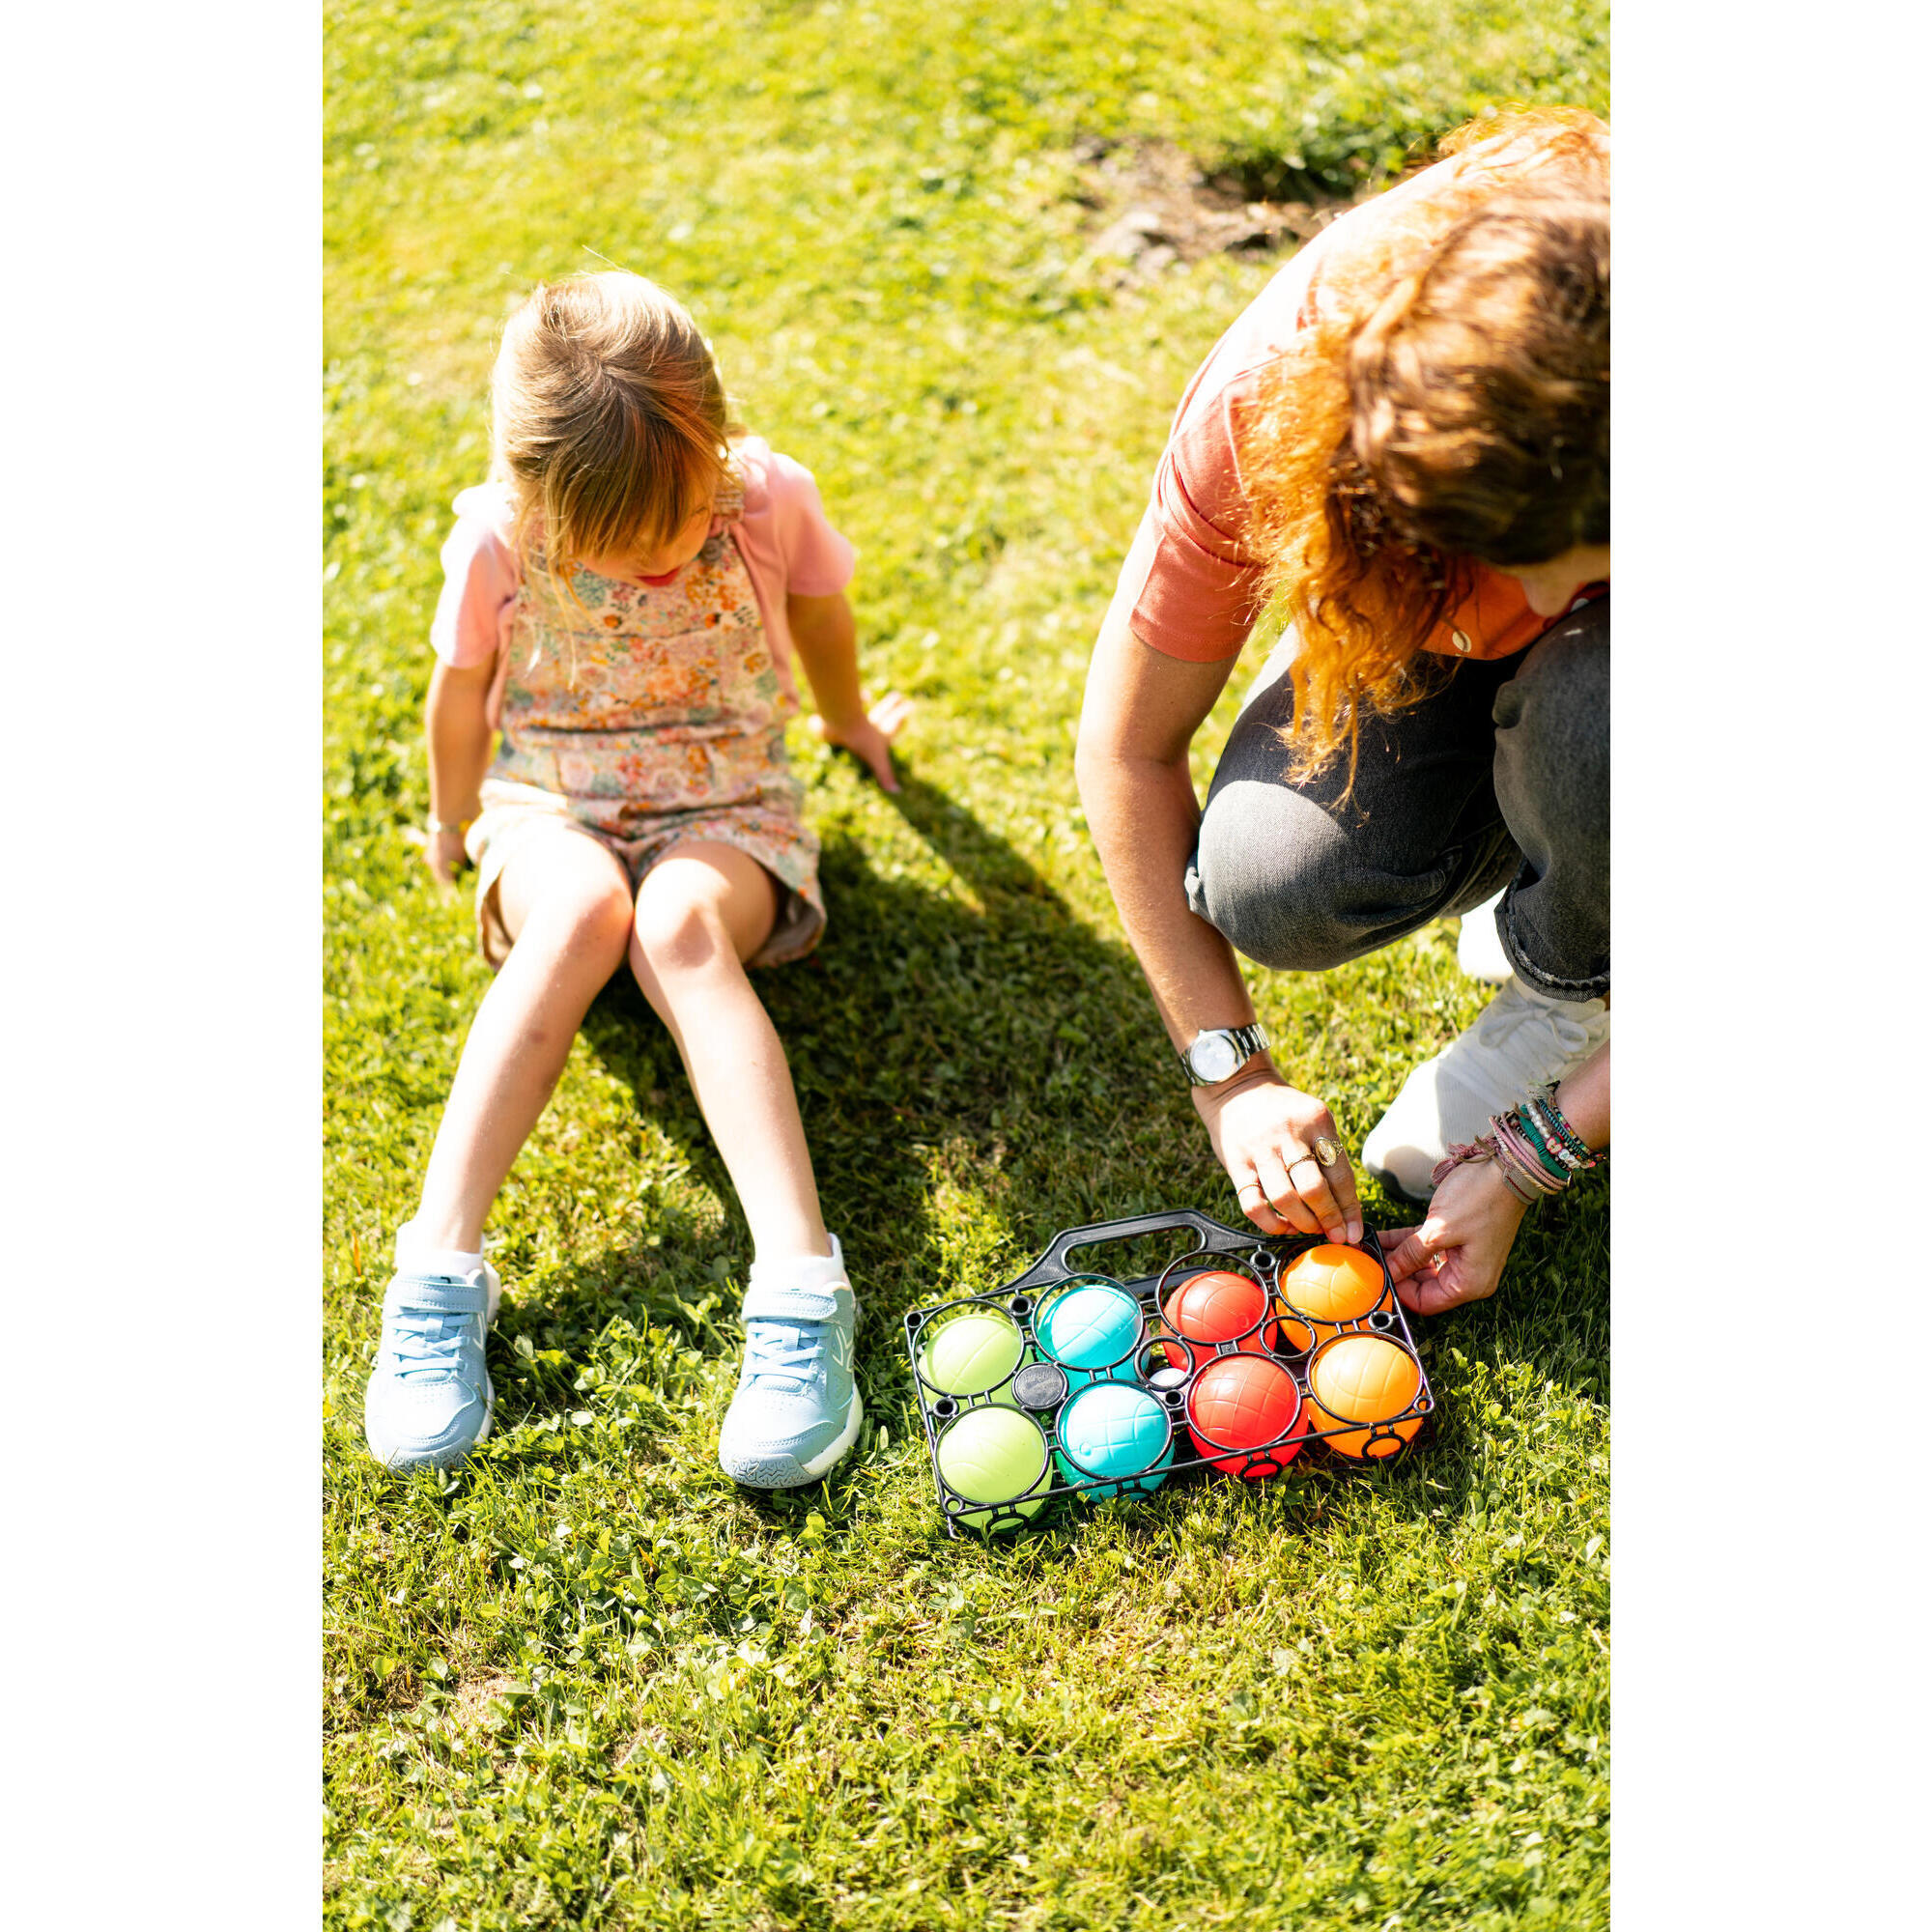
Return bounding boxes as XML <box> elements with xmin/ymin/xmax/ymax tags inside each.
<box><xmin>749</xmin><ymin>1234</ymin><xmax>848</xmax><ymax>1293</ymax></box>
<box><xmin>394</xmin><ymin>1220</ymin><xmax>485</xmax><ymax>1280</ymax></box>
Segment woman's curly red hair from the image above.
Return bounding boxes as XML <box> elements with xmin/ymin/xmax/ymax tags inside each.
<box><xmin>1236</xmin><ymin>108</ymin><xmax>1609</xmax><ymax>784</ymax></box>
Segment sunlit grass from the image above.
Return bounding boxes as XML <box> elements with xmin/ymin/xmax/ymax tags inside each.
<box><xmin>326</xmin><ymin>4</ymin><xmax>1609</xmax><ymax>1925</ymax></box>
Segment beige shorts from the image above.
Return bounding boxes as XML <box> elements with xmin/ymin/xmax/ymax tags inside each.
<box><xmin>465</xmin><ymin>780</ymin><xmax>827</xmax><ymax>973</ymax></box>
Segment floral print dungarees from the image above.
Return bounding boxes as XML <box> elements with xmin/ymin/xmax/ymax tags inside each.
<box><xmin>466</xmin><ymin>528</ymin><xmax>825</xmax><ymax>970</ymax></box>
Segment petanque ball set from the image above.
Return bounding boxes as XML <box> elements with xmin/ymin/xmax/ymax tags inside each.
<box><xmin>905</xmin><ymin>1210</ymin><xmax>1435</xmax><ymax>1535</ymax></box>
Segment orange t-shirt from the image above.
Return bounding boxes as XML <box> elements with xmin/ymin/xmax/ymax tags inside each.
<box><xmin>1116</xmin><ymin>154</ymin><xmax>1599</xmax><ymax>666</ymax></box>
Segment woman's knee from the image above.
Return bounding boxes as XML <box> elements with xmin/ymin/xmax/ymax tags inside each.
<box><xmin>547</xmin><ymin>877</ymin><xmax>635</xmax><ymax>968</ymax></box>
<box><xmin>1191</xmin><ymin>780</ymin><xmax>1378</xmax><ymax>973</ymax></box>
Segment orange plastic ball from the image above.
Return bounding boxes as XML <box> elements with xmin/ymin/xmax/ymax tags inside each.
<box><xmin>1305</xmin><ymin>1334</ymin><xmax>1423</xmax><ymax>1460</ymax></box>
<box><xmin>1161</xmin><ymin>1268</ymin><xmax>1278</xmax><ymax>1372</ymax></box>
<box><xmin>1183</xmin><ymin>1353</ymin><xmax>1305</xmax><ymax>1479</ymax></box>
<box><xmin>1275</xmin><ymin>1243</ymin><xmax>1388</xmax><ymax>1353</ymax></box>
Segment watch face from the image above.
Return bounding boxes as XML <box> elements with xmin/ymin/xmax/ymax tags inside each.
<box><xmin>1191</xmin><ymin>1032</ymin><xmax>1240</xmax><ymax>1082</ymax></box>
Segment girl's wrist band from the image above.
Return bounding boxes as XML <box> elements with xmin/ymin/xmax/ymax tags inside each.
<box><xmin>427</xmin><ymin>814</ymin><xmax>474</xmax><ymax>837</ymax></box>
<box><xmin>1527</xmin><ymin>1100</ymin><xmax>1586</xmax><ymax>1172</ymax></box>
<box><xmin>1492</xmin><ymin>1160</ymin><xmax>1542</xmax><ymax>1207</ymax></box>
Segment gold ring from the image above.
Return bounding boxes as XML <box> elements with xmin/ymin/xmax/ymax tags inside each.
<box><xmin>1312</xmin><ymin>1135</ymin><xmax>1345</xmax><ymax>1168</ymax></box>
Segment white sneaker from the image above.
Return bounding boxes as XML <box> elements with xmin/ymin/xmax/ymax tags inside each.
<box><xmin>1456</xmin><ymin>889</ymin><xmax>1513</xmax><ymax>982</ymax></box>
<box><xmin>1363</xmin><ymin>975</ymin><xmax>1609</xmax><ymax>1203</ymax></box>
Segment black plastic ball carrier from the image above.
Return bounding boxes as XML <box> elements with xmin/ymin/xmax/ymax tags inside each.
<box><xmin>903</xmin><ymin>1208</ymin><xmax>1437</xmax><ymax>1537</ymax></box>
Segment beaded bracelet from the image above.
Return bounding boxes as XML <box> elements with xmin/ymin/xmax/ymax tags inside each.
<box><xmin>1512</xmin><ymin>1104</ymin><xmax>1577</xmax><ymax>1180</ymax></box>
<box><xmin>1529</xmin><ymin>1086</ymin><xmax>1599</xmax><ymax>1169</ymax></box>
<box><xmin>1521</xmin><ymin>1092</ymin><xmax>1581</xmax><ymax>1168</ymax></box>
<box><xmin>1430</xmin><ymin>1102</ymin><xmax>1589</xmax><ymax>1208</ymax></box>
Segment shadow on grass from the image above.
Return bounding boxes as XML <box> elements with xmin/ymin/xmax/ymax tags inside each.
<box><xmin>542</xmin><ymin>772</ymin><xmax>1607</xmax><ymax>1532</ymax></box>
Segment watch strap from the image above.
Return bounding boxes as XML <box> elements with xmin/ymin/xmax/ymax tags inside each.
<box><xmin>1179</xmin><ymin>1022</ymin><xmax>1270</xmax><ymax>1086</ymax></box>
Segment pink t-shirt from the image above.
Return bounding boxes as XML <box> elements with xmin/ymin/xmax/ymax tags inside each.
<box><xmin>1115</xmin><ymin>158</ymin><xmax>1583</xmax><ymax>667</ymax></box>
<box><xmin>429</xmin><ymin>435</ymin><xmax>856</xmax><ymax>729</ymax></box>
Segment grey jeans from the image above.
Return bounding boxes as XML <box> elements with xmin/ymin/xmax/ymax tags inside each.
<box><xmin>1184</xmin><ymin>596</ymin><xmax>1608</xmax><ymax>1000</ymax></box>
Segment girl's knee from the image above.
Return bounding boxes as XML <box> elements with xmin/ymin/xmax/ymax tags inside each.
<box><xmin>631</xmin><ymin>878</ymin><xmax>733</xmax><ymax>978</ymax></box>
<box><xmin>1492</xmin><ymin>601</ymin><xmax>1609</xmax><ymax>745</ymax></box>
<box><xmin>570</xmin><ymin>885</ymin><xmax>637</xmax><ymax>971</ymax></box>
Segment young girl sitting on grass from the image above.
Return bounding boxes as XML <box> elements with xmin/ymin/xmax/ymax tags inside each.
<box><xmin>363</xmin><ymin>271</ymin><xmax>909</xmax><ymax>1489</ymax></box>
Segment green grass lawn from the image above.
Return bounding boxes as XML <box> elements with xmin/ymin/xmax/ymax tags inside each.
<box><xmin>325</xmin><ymin>4</ymin><xmax>1609</xmax><ymax>1925</ymax></box>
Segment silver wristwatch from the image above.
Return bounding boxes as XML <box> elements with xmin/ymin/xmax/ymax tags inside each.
<box><xmin>1179</xmin><ymin>1022</ymin><xmax>1269</xmax><ymax>1087</ymax></box>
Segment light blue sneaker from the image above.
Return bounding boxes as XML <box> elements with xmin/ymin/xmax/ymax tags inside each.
<box><xmin>363</xmin><ymin>1263</ymin><xmax>502</xmax><ymax>1470</ymax></box>
<box><xmin>718</xmin><ymin>1237</ymin><xmax>863</xmax><ymax>1489</ymax></box>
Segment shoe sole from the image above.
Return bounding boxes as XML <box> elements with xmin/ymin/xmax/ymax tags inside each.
<box><xmin>721</xmin><ymin>1387</ymin><xmax>865</xmax><ymax>1491</ymax></box>
<box><xmin>1363</xmin><ymin>1160</ymin><xmax>1435</xmax><ymax>1209</ymax></box>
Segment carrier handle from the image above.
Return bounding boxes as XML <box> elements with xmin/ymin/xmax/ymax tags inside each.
<box><xmin>1004</xmin><ymin>1208</ymin><xmax>1258</xmax><ymax>1293</ymax></box>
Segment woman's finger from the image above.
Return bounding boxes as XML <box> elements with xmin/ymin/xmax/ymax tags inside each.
<box><xmin>1394</xmin><ymin>1266</ymin><xmax>1458</xmax><ymax>1317</ymax></box>
<box><xmin>1380</xmin><ymin>1225</ymin><xmax>1445</xmax><ymax>1283</ymax></box>
<box><xmin>1233</xmin><ymin>1174</ymin><xmax>1291</xmax><ymax>1236</ymax></box>
<box><xmin>871</xmin><ymin>692</ymin><xmax>915</xmax><ymax>738</ymax></box>
<box><xmin>1395</xmin><ymin>1247</ymin><xmax>1496</xmax><ymax>1317</ymax></box>
<box><xmin>1285</xmin><ymin>1153</ymin><xmax>1350</xmax><ymax>1244</ymax></box>
<box><xmin>1321</xmin><ymin>1155</ymin><xmax>1365</xmax><ymax>1245</ymax></box>
<box><xmin>1256</xmin><ymin>1149</ymin><xmax>1321</xmax><ymax>1236</ymax></box>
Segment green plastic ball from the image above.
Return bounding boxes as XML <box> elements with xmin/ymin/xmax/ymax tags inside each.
<box><xmin>935</xmin><ymin>1407</ymin><xmax>1052</xmax><ymax>1532</ymax></box>
<box><xmin>918</xmin><ymin>1307</ymin><xmax>1026</xmax><ymax>1399</ymax></box>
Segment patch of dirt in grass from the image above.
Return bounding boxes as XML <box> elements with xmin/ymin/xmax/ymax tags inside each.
<box><xmin>1071</xmin><ymin>136</ymin><xmax>1365</xmax><ymax>285</ymax></box>
<box><xmin>450</xmin><ymin>1671</ymin><xmax>520</xmax><ymax>1731</ymax></box>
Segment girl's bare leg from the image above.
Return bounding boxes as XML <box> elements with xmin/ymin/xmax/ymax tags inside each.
<box><xmin>410</xmin><ymin>828</ymin><xmax>636</xmax><ymax>1253</ymax></box>
<box><xmin>627</xmin><ymin>842</ymin><xmax>829</xmax><ymax>1263</ymax></box>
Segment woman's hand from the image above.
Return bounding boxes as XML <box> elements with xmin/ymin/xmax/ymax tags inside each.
<box><xmin>1378</xmin><ymin>1156</ymin><xmax>1529</xmax><ymax>1317</ymax></box>
<box><xmin>812</xmin><ymin>691</ymin><xmax>914</xmax><ymax>793</ymax></box>
<box><xmin>424</xmin><ymin>823</ymin><xmax>471</xmax><ymax>890</ymax></box>
<box><xmin>1194</xmin><ymin>1068</ymin><xmax>1363</xmax><ymax>1244</ymax></box>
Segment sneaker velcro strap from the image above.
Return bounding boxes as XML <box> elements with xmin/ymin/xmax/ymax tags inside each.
<box><xmin>740</xmin><ymin>1283</ymin><xmax>842</xmax><ymax>1324</ymax></box>
<box><xmin>384</xmin><ymin>1274</ymin><xmax>493</xmax><ymax>1317</ymax></box>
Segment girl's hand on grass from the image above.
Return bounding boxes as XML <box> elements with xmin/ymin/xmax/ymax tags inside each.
<box><xmin>812</xmin><ymin>691</ymin><xmax>914</xmax><ymax>793</ymax></box>
<box><xmin>1194</xmin><ymin>1069</ymin><xmax>1363</xmax><ymax>1245</ymax></box>
<box><xmin>424</xmin><ymin>823</ymin><xmax>471</xmax><ymax>890</ymax></box>
<box><xmin>1378</xmin><ymin>1157</ymin><xmax>1529</xmax><ymax>1317</ymax></box>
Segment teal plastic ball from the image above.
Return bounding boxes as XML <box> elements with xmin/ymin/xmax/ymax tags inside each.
<box><xmin>1053</xmin><ymin>1380</ymin><xmax>1173</xmax><ymax>1498</ymax></box>
<box><xmin>1036</xmin><ymin>1281</ymin><xmax>1141</xmax><ymax>1382</ymax></box>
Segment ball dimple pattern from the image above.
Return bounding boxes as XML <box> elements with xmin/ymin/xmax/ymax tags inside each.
<box><xmin>1310</xmin><ymin>1335</ymin><xmax>1420</xmax><ymax>1416</ymax></box>
<box><xmin>1307</xmin><ymin>1334</ymin><xmax>1423</xmax><ymax>1459</ymax></box>
<box><xmin>1184</xmin><ymin>1356</ymin><xmax>1305</xmax><ymax>1480</ymax></box>
<box><xmin>1163</xmin><ymin>1268</ymin><xmax>1276</xmax><ymax>1367</ymax></box>
<box><xmin>1061</xmin><ymin>1383</ymin><xmax>1169</xmax><ymax>1477</ymax></box>
<box><xmin>1056</xmin><ymin>1381</ymin><xmax>1171</xmax><ymax>1497</ymax></box>
<box><xmin>1277</xmin><ymin>1244</ymin><xmax>1386</xmax><ymax>1350</ymax></box>
<box><xmin>920</xmin><ymin>1309</ymin><xmax>1025</xmax><ymax>1397</ymax></box>
<box><xmin>1037</xmin><ymin>1283</ymin><xmax>1141</xmax><ymax>1372</ymax></box>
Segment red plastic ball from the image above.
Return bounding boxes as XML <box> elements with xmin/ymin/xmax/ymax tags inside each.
<box><xmin>1161</xmin><ymin>1268</ymin><xmax>1278</xmax><ymax>1373</ymax></box>
<box><xmin>1184</xmin><ymin>1353</ymin><xmax>1305</xmax><ymax>1480</ymax></box>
